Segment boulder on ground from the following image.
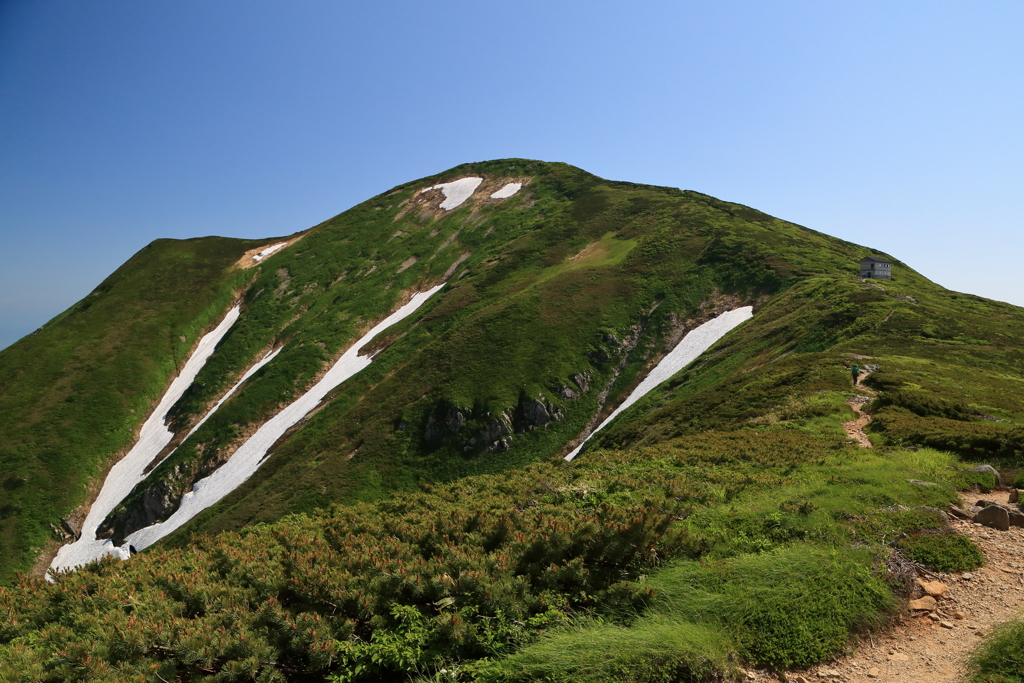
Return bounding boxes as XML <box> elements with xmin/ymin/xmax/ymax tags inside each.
<box><xmin>1008</xmin><ymin>507</ymin><xmax>1024</xmax><ymax>528</ymax></box>
<box><xmin>948</xmin><ymin>505</ymin><xmax>973</xmax><ymax>521</ymax></box>
<box><xmin>916</xmin><ymin>579</ymin><xmax>947</xmax><ymax>598</ymax></box>
<box><xmin>1010</xmin><ymin>488</ymin><xmax>1020</xmax><ymax>504</ymax></box>
<box><xmin>968</xmin><ymin>464</ymin><xmax>1000</xmax><ymax>478</ymax></box>
<box><xmin>908</xmin><ymin>595</ymin><xmax>938</xmax><ymax>611</ymax></box>
<box><xmin>975</xmin><ymin>505</ymin><xmax>1010</xmax><ymax>531</ymax></box>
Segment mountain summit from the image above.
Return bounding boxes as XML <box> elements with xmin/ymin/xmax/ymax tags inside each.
<box><xmin>1</xmin><ymin>160</ymin><xmax>1022</xmax><ymax>681</ymax></box>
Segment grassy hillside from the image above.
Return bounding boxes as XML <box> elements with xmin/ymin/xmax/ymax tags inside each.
<box><xmin>0</xmin><ymin>236</ymin><xmax>263</xmax><ymax>580</ymax></box>
<box><xmin>101</xmin><ymin>159</ymin><xmax>914</xmax><ymax>548</ymax></box>
<box><xmin>1</xmin><ymin>159</ymin><xmax>1022</xmax><ymax>681</ymax></box>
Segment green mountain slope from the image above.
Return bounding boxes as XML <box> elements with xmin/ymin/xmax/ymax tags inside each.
<box><xmin>1</xmin><ymin>159</ymin><xmax>1022</xmax><ymax>681</ymax></box>
<box><xmin>0</xmin><ymin>236</ymin><xmax>265</xmax><ymax>579</ymax></box>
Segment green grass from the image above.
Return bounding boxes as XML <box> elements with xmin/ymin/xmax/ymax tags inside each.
<box><xmin>968</xmin><ymin>619</ymin><xmax>1024</xmax><ymax>683</ymax></box>
<box><xmin>899</xmin><ymin>533</ymin><xmax>985</xmax><ymax>572</ymax></box>
<box><xmin>0</xmin><ymin>236</ymin><xmax>261</xmax><ymax>581</ymax></box>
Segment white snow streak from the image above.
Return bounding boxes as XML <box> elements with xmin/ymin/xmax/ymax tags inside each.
<box><xmin>253</xmin><ymin>243</ymin><xmax>288</xmax><ymax>262</ymax></box>
<box><xmin>125</xmin><ymin>284</ymin><xmax>446</xmax><ymax>552</ymax></box>
<box><xmin>490</xmin><ymin>183</ymin><xmax>522</xmax><ymax>199</ymax></box>
<box><xmin>51</xmin><ymin>306</ymin><xmax>242</xmax><ymax>572</ymax></box>
<box><xmin>565</xmin><ymin>307</ymin><xmax>753</xmax><ymax>461</ymax></box>
<box><xmin>183</xmin><ymin>347</ymin><xmax>283</xmax><ymax>441</ymax></box>
<box><xmin>420</xmin><ymin>178</ymin><xmax>483</xmax><ymax>210</ymax></box>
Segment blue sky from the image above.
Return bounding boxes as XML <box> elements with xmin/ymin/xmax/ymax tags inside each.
<box><xmin>1</xmin><ymin>1</ymin><xmax>1022</xmax><ymax>350</ymax></box>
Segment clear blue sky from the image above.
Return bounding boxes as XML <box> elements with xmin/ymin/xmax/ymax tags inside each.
<box><xmin>2</xmin><ymin>1</ymin><xmax>1022</xmax><ymax>350</ymax></box>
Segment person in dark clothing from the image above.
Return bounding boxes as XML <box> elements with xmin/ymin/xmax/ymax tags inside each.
<box><xmin>851</xmin><ymin>363</ymin><xmax>860</xmax><ymax>386</ymax></box>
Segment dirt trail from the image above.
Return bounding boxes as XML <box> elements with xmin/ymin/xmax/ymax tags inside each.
<box><xmin>745</xmin><ymin>490</ymin><xmax>1024</xmax><ymax>683</ymax></box>
<box><xmin>843</xmin><ymin>369</ymin><xmax>877</xmax><ymax>448</ymax></box>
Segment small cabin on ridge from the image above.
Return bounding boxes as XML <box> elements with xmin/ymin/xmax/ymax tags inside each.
<box><xmin>859</xmin><ymin>256</ymin><xmax>892</xmax><ymax>280</ymax></box>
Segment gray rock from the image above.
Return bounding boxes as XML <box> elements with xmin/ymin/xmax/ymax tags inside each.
<box><xmin>424</xmin><ymin>405</ymin><xmax>467</xmax><ymax>446</ymax></box>
<box><xmin>1008</xmin><ymin>507</ymin><xmax>1024</xmax><ymax>529</ymax></box>
<box><xmin>948</xmin><ymin>506</ymin><xmax>973</xmax><ymax>521</ymax></box>
<box><xmin>556</xmin><ymin>384</ymin><xmax>580</xmax><ymax>400</ymax></box>
<box><xmin>479</xmin><ymin>410</ymin><xmax>512</xmax><ymax>449</ymax></box>
<box><xmin>975</xmin><ymin>505</ymin><xmax>1010</xmax><ymax>531</ymax></box>
<box><xmin>967</xmin><ymin>464</ymin><xmax>1000</xmax><ymax>478</ymax></box>
<box><xmin>1009</xmin><ymin>488</ymin><xmax>1020</xmax><ymax>504</ymax></box>
<box><xmin>516</xmin><ymin>397</ymin><xmax>551</xmax><ymax>432</ymax></box>
<box><xmin>571</xmin><ymin>372</ymin><xmax>591</xmax><ymax>393</ymax></box>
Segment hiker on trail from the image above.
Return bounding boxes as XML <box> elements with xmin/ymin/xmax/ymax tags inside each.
<box><xmin>851</xmin><ymin>363</ymin><xmax>860</xmax><ymax>386</ymax></box>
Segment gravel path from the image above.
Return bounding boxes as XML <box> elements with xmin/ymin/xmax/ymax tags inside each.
<box><xmin>745</xmin><ymin>490</ymin><xmax>1024</xmax><ymax>683</ymax></box>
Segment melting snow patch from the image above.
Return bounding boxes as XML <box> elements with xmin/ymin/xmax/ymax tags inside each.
<box><xmin>253</xmin><ymin>243</ymin><xmax>288</xmax><ymax>262</ymax></box>
<box><xmin>490</xmin><ymin>183</ymin><xmax>522</xmax><ymax>199</ymax></box>
<box><xmin>124</xmin><ymin>284</ymin><xmax>446</xmax><ymax>552</ymax></box>
<box><xmin>420</xmin><ymin>177</ymin><xmax>483</xmax><ymax>210</ymax></box>
<box><xmin>50</xmin><ymin>305</ymin><xmax>242</xmax><ymax>573</ymax></box>
<box><xmin>183</xmin><ymin>347</ymin><xmax>283</xmax><ymax>442</ymax></box>
<box><xmin>565</xmin><ymin>307</ymin><xmax>754</xmax><ymax>461</ymax></box>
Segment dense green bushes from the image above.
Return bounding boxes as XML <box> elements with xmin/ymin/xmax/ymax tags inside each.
<box><xmin>968</xmin><ymin>619</ymin><xmax>1024</xmax><ymax>683</ymax></box>
<box><xmin>899</xmin><ymin>532</ymin><xmax>985</xmax><ymax>572</ymax></box>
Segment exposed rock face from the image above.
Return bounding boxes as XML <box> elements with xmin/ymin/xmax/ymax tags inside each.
<box><xmin>424</xmin><ymin>405</ymin><xmax>467</xmax><ymax>446</ymax></box>
<box><xmin>480</xmin><ymin>410</ymin><xmax>513</xmax><ymax>453</ymax></box>
<box><xmin>571</xmin><ymin>372</ymin><xmax>591</xmax><ymax>393</ymax></box>
<box><xmin>98</xmin><ymin>473</ymin><xmax>183</xmax><ymax>546</ymax></box>
<box><xmin>514</xmin><ymin>395</ymin><xmax>564</xmax><ymax>433</ymax></box>
<box><xmin>975</xmin><ymin>504</ymin><xmax>1010</xmax><ymax>531</ymax></box>
<box><xmin>556</xmin><ymin>384</ymin><xmax>579</xmax><ymax>400</ymax></box>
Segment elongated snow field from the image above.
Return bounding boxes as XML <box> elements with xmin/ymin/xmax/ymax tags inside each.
<box><xmin>490</xmin><ymin>182</ymin><xmax>522</xmax><ymax>199</ymax></box>
<box><xmin>125</xmin><ymin>285</ymin><xmax>446</xmax><ymax>552</ymax></box>
<box><xmin>253</xmin><ymin>242</ymin><xmax>288</xmax><ymax>261</ymax></box>
<box><xmin>183</xmin><ymin>347</ymin><xmax>283</xmax><ymax>441</ymax></box>
<box><xmin>51</xmin><ymin>306</ymin><xmax>242</xmax><ymax>572</ymax></box>
<box><xmin>565</xmin><ymin>307</ymin><xmax>753</xmax><ymax>461</ymax></box>
<box><xmin>421</xmin><ymin>177</ymin><xmax>482</xmax><ymax>210</ymax></box>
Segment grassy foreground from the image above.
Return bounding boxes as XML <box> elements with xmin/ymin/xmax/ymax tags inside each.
<box><xmin>0</xmin><ymin>422</ymin><xmax>989</xmax><ymax>681</ymax></box>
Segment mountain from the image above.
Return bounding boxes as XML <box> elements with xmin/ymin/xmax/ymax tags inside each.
<box><xmin>0</xmin><ymin>159</ymin><xmax>1022</xmax><ymax>681</ymax></box>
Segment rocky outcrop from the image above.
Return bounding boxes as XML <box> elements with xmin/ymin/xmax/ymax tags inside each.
<box><xmin>424</xmin><ymin>405</ymin><xmax>468</xmax><ymax>446</ymax></box>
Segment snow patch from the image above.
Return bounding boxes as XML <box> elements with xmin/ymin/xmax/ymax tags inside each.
<box><xmin>565</xmin><ymin>307</ymin><xmax>754</xmax><ymax>461</ymax></box>
<box><xmin>490</xmin><ymin>183</ymin><xmax>521</xmax><ymax>199</ymax></box>
<box><xmin>253</xmin><ymin>243</ymin><xmax>288</xmax><ymax>262</ymax></box>
<box><xmin>124</xmin><ymin>284</ymin><xmax>446</xmax><ymax>552</ymax></box>
<box><xmin>421</xmin><ymin>178</ymin><xmax>483</xmax><ymax>210</ymax></box>
<box><xmin>183</xmin><ymin>347</ymin><xmax>283</xmax><ymax>442</ymax></box>
<box><xmin>51</xmin><ymin>306</ymin><xmax>242</xmax><ymax>573</ymax></box>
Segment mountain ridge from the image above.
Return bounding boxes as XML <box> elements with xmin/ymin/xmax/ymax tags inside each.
<box><xmin>1</xmin><ymin>159</ymin><xmax>1022</xmax><ymax>682</ymax></box>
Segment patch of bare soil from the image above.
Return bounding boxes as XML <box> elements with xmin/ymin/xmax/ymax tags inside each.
<box><xmin>744</xmin><ymin>490</ymin><xmax>1024</xmax><ymax>683</ymax></box>
<box><xmin>236</xmin><ymin>234</ymin><xmax>305</xmax><ymax>269</ymax></box>
<box><xmin>843</xmin><ymin>370</ymin><xmax>877</xmax><ymax>448</ymax></box>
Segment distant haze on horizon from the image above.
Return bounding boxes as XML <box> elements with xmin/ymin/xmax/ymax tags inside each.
<box><xmin>2</xmin><ymin>1</ymin><xmax>1022</xmax><ymax>351</ymax></box>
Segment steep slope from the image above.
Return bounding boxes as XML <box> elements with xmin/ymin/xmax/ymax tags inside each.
<box><xmin>0</xmin><ymin>236</ymin><xmax>265</xmax><ymax>580</ymax></box>
<box><xmin>89</xmin><ymin>160</ymin><xmax>889</xmax><ymax>552</ymax></box>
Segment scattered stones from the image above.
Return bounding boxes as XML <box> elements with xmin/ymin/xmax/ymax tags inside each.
<box><xmin>866</xmin><ymin>667</ymin><xmax>881</xmax><ymax>678</ymax></box>
<box><xmin>976</xmin><ymin>505</ymin><xmax>1011</xmax><ymax>531</ymax></box>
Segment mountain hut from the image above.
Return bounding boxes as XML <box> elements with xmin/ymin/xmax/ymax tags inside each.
<box><xmin>859</xmin><ymin>256</ymin><xmax>892</xmax><ymax>280</ymax></box>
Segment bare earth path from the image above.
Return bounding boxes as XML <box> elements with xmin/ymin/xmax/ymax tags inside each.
<box><xmin>843</xmin><ymin>369</ymin><xmax>876</xmax><ymax>448</ymax></box>
<box><xmin>745</xmin><ymin>490</ymin><xmax>1024</xmax><ymax>683</ymax></box>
